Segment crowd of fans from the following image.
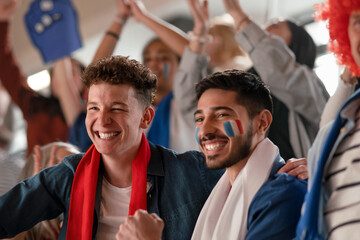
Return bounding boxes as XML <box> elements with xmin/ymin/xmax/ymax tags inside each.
<box><xmin>0</xmin><ymin>0</ymin><xmax>359</xmax><ymax>239</ymax></box>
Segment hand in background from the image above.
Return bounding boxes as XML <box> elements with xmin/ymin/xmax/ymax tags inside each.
<box><xmin>187</xmin><ymin>0</ymin><xmax>209</xmax><ymax>36</ymax></box>
<box><xmin>0</xmin><ymin>0</ymin><xmax>19</xmax><ymax>21</ymax></box>
<box><xmin>117</xmin><ymin>0</ymin><xmax>130</xmax><ymax>19</ymax></box>
<box><xmin>341</xmin><ymin>67</ymin><xmax>358</xmax><ymax>85</ymax></box>
<box><xmin>32</xmin><ymin>144</ymin><xmax>57</xmax><ymax>175</ymax></box>
<box><xmin>277</xmin><ymin>158</ymin><xmax>308</xmax><ymax>180</ymax></box>
<box><xmin>129</xmin><ymin>0</ymin><xmax>149</xmax><ymax>23</ymax></box>
<box><xmin>222</xmin><ymin>0</ymin><xmax>249</xmax><ymax>29</ymax></box>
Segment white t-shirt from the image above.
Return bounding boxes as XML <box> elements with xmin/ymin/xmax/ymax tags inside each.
<box><xmin>96</xmin><ymin>177</ymin><xmax>131</xmax><ymax>240</ymax></box>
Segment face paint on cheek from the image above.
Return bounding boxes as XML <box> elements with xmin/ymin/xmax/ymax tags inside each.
<box><xmin>223</xmin><ymin>120</ymin><xmax>244</xmax><ymax>137</ymax></box>
<box><xmin>195</xmin><ymin>127</ymin><xmax>200</xmax><ymax>144</ymax></box>
<box><xmin>163</xmin><ymin>63</ymin><xmax>170</xmax><ymax>80</ymax></box>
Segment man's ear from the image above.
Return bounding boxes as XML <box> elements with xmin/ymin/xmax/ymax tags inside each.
<box><xmin>255</xmin><ymin>109</ymin><xmax>272</xmax><ymax>135</ymax></box>
<box><xmin>140</xmin><ymin>106</ymin><xmax>155</xmax><ymax>129</ymax></box>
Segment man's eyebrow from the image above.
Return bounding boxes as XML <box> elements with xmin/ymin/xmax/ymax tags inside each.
<box><xmin>211</xmin><ymin>106</ymin><xmax>235</xmax><ymax>112</ymax></box>
<box><xmin>87</xmin><ymin>101</ymin><xmax>97</xmax><ymax>106</ymax></box>
<box><xmin>351</xmin><ymin>12</ymin><xmax>360</xmax><ymax>19</ymax></box>
<box><xmin>112</xmin><ymin>102</ymin><xmax>129</xmax><ymax>108</ymax></box>
<box><xmin>87</xmin><ymin>101</ymin><xmax>129</xmax><ymax>108</ymax></box>
<box><xmin>194</xmin><ymin>106</ymin><xmax>235</xmax><ymax>116</ymax></box>
<box><xmin>194</xmin><ymin>109</ymin><xmax>203</xmax><ymax>116</ymax></box>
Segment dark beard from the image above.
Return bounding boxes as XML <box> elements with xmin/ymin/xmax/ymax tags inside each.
<box><xmin>206</xmin><ymin>124</ymin><xmax>253</xmax><ymax>170</ymax></box>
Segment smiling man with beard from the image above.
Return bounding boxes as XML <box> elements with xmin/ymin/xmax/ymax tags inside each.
<box><xmin>116</xmin><ymin>69</ymin><xmax>307</xmax><ymax>240</ymax></box>
<box><xmin>190</xmin><ymin>70</ymin><xmax>307</xmax><ymax>240</ymax></box>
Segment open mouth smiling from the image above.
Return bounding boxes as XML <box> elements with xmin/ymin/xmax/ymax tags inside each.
<box><xmin>201</xmin><ymin>137</ymin><xmax>229</xmax><ymax>155</ymax></box>
<box><xmin>203</xmin><ymin>142</ymin><xmax>227</xmax><ymax>151</ymax></box>
<box><xmin>96</xmin><ymin>131</ymin><xmax>120</xmax><ymax>139</ymax></box>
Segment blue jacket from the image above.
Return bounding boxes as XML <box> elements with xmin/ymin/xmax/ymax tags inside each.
<box><xmin>0</xmin><ymin>143</ymin><xmax>223</xmax><ymax>240</ymax></box>
<box><xmin>246</xmin><ymin>155</ymin><xmax>307</xmax><ymax>240</ymax></box>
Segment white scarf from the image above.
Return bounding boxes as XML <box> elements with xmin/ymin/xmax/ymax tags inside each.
<box><xmin>191</xmin><ymin>138</ymin><xmax>279</xmax><ymax>240</ymax></box>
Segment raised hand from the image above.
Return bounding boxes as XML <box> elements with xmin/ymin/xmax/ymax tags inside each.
<box><xmin>0</xmin><ymin>0</ymin><xmax>19</xmax><ymax>21</ymax></box>
<box><xmin>341</xmin><ymin>67</ymin><xmax>358</xmax><ymax>85</ymax></box>
<box><xmin>32</xmin><ymin>144</ymin><xmax>58</xmax><ymax>176</ymax></box>
<box><xmin>32</xmin><ymin>145</ymin><xmax>43</xmax><ymax>175</ymax></box>
<box><xmin>222</xmin><ymin>0</ymin><xmax>242</xmax><ymax>16</ymax></box>
<box><xmin>128</xmin><ymin>0</ymin><xmax>149</xmax><ymax>23</ymax></box>
<box><xmin>187</xmin><ymin>0</ymin><xmax>209</xmax><ymax>36</ymax></box>
<box><xmin>222</xmin><ymin>0</ymin><xmax>249</xmax><ymax>28</ymax></box>
<box><xmin>117</xmin><ymin>0</ymin><xmax>131</xmax><ymax>19</ymax></box>
<box><xmin>48</xmin><ymin>144</ymin><xmax>58</xmax><ymax>166</ymax></box>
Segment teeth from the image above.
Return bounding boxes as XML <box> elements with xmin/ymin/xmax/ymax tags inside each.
<box><xmin>204</xmin><ymin>143</ymin><xmax>225</xmax><ymax>151</ymax></box>
<box><xmin>98</xmin><ymin>132</ymin><xmax>118</xmax><ymax>139</ymax></box>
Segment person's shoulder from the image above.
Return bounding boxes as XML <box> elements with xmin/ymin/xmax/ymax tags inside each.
<box><xmin>268</xmin><ymin>173</ymin><xmax>307</xmax><ymax>192</ymax></box>
<box><xmin>254</xmin><ymin>173</ymin><xmax>307</xmax><ymax>204</ymax></box>
<box><xmin>247</xmin><ymin>174</ymin><xmax>307</xmax><ymax>240</ymax></box>
<box><xmin>248</xmin><ymin>174</ymin><xmax>307</xmax><ymax>223</ymax></box>
<box><xmin>61</xmin><ymin>153</ymin><xmax>85</xmax><ymax>173</ymax></box>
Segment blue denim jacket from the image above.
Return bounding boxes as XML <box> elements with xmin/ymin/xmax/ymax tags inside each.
<box><xmin>0</xmin><ymin>143</ymin><xmax>223</xmax><ymax>239</ymax></box>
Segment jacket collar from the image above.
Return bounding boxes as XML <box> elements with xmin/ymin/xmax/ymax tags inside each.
<box><xmin>147</xmin><ymin>142</ymin><xmax>165</xmax><ymax>177</ymax></box>
<box><xmin>268</xmin><ymin>153</ymin><xmax>286</xmax><ymax>179</ymax></box>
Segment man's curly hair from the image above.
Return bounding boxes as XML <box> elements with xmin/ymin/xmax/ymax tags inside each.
<box><xmin>82</xmin><ymin>55</ymin><xmax>157</xmax><ymax>107</ymax></box>
<box><xmin>315</xmin><ymin>0</ymin><xmax>360</xmax><ymax>76</ymax></box>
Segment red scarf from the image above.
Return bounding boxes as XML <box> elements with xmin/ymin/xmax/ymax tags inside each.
<box><xmin>66</xmin><ymin>133</ymin><xmax>151</xmax><ymax>240</ymax></box>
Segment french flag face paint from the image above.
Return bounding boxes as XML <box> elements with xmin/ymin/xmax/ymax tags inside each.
<box><xmin>223</xmin><ymin>120</ymin><xmax>244</xmax><ymax>137</ymax></box>
<box><xmin>163</xmin><ymin>63</ymin><xmax>170</xmax><ymax>80</ymax></box>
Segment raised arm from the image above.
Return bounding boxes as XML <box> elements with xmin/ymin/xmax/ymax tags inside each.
<box><xmin>173</xmin><ymin>0</ymin><xmax>210</xmax><ymax>107</ymax></box>
<box><xmin>173</xmin><ymin>0</ymin><xmax>210</xmax><ymax>114</ymax></box>
<box><xmin>0</xmin><ymin>0</ymin><xmax>32</xmax><ymax>110</ymax></box>
<box><xmin>222</xmin><ymin>0</ymin><xmax>251</xmax><ymax>31</ymax></box>
<box><xmin>0</xmin><ymin>0</ymin><xmax>18</xmax><ymax>21</ymax></box>
<box><xmin>170</xmin><ymin>0</ymin><xmax>211</xmax><ymax>152</ymax></box>
<box><xmin>186</xmin><ymin>0</ymin><xmax>211</xmax><ymax>55</ymax></box>
<box><xmin>92</xmin><ymin>0</ymin><xmax>131</xmax><ymax>63</ymax></box>
<box><xmin>51</xmin><ymin>58</ymin><xmax>83</xmax><ymax>126</ymax></box>
<box><xmin>129</xmin><ymin>0</ymin><xmax>189</xmax><ymax>56</ymax></box>
<box><xmin>223</xmin><ymin>0</ymin><xmax>328</xmax><ymax>123</ymax></box>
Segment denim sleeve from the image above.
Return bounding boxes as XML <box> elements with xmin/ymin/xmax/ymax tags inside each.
<box><xmin>0</xmin><ymin>163</ymin><xmax>73</xmax><ymax>238</ymax></box>
<box><xmin>245</xmin><ymin>174</ymin><xmax>307</xmax><ymax>240</ymax></box>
